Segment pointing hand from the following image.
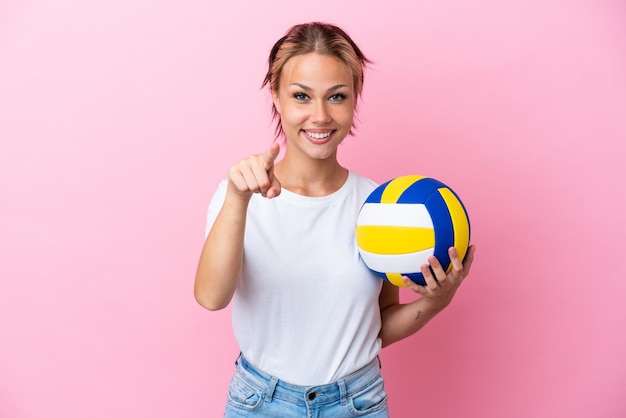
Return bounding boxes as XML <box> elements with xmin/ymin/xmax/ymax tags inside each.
<box><xmin>228</xmin><ymin>142</ymin><xmax>282</xmax><ymax>199</ymax></box>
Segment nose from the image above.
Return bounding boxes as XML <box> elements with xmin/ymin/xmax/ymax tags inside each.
<box><xmin>310</xmin><ymin>101</ymin><xmax>331</xmax><ymax>124</ymax></box>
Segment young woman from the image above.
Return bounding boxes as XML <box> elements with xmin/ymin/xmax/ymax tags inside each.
<box><xmin>194</xmin><ymin>22</ymin><xmax>476</xmax><ymax>417</ymax></box>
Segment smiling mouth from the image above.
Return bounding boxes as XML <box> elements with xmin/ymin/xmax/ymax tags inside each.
<box><xmin>303</xmin><ymin>130</ymin><xmax>333</xmax><ymax>140</ymax></box>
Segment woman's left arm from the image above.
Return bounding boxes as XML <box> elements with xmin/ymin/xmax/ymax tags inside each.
<box><xmin>378</xmin><ymin>245</ymin><xmax>476</xmax><ymax>348</ymax></box>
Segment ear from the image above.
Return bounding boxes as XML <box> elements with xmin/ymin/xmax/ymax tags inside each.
<box><xmin>271</xmin><ymin>89</ymin><xmax>282</xmax><ymax>114</ymax></box>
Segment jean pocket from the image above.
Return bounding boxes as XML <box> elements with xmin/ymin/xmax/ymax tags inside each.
<box><xmin>348</xmin><ymin>375</ymin><xmax>388</xmax><ymax>415</ymax></box>
<box><xmin>227</xmin><ymin>373</ymin><xmax>264</xmax><ymax>411</ymax></box>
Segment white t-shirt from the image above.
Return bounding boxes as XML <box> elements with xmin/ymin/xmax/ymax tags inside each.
<box><xmin>205</xmin><ymin>171</ymin><xmax>382</xmax><ymax>385</ymax></box>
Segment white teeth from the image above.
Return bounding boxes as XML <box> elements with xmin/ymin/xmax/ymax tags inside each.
<box><xmin>306</xmin><ymin>131</ymin><xmax>332</xmax><ymax>139</ymax></box>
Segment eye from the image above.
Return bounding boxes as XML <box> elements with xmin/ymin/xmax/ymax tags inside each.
<box><xmin>329</xmin><ymin>93</ymin><xmax>346</xmax><ymax>102</ymax></box>
<box><xmin>293</xmin><ymin>92</ymin><xmax>310</xmax><ymax>101</ymax></box>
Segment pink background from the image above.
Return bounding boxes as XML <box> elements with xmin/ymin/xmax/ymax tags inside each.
<box><xmin>1</xmin><ymin>0</ymin><xmax>625</xmax><ymax>417</ymax></box>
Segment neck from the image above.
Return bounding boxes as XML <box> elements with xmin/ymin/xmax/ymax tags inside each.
<box><xmin>275</xmin><ymin>156</ymin><xmax>348</xmax><ymax>197</ymax></box>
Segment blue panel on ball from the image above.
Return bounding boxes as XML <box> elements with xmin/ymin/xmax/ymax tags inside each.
<box><xmin>425</xmin><ymin>189</ymin><xmax>454</xmax><ymax>270</ymax></box>
<box><xmin>405</xmin><ymin>272</ymin><xmax>426</xmax><ymax>286</ymax></box>
<box><xmin>365</xmin><ymin>179</ymin><xmax>392</xmax><ymax>204</ymax></box>
<box><xmin>371</xmin><ymin>269</ymin><xmax>390</xmax><ymax>282</ymax></box>
<box><xmin>397</xmin><ymin>178</ymin><xmax>446</xmax><ymax>204</ymax></box>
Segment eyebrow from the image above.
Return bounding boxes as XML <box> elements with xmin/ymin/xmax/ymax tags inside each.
<box><xmin>290</xmin><ymin>83</ymin><xmax>348</xmax><ymax>92</ymax></box>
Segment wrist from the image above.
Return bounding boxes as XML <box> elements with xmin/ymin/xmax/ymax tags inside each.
<box><xmin>421</xmin><ymin>297</ymin><xmax>450</xmax><ymax>314</ymax></box>
<box><xmin>225</xmin><ymin>185</ymin><xmax>253</xmax><ymax>204</ymax></box>
<box><xmin>410</xmin><ymin>294</ymin><xmax>448</xmax><ymax>314</ymax></box>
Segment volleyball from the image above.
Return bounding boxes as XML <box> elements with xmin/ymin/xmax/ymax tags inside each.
<box><xmin>356</xmin><ymin>175</ymin><xmax>471</xmax><ymax>287</ymax></box>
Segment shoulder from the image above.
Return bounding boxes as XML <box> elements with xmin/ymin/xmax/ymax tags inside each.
<box><xmin>348</xmin><ymin>171</ymin><xmax>379</xmax><ymax>193</ymax></box>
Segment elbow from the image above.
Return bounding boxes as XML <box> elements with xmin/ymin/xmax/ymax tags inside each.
<box><xmin>380</xmin><ymin>338</ymin><xmax>391</xmax><ymax>349</ymax></box>
<box><xmin>194</xmin><ymin>287</ymin><xmax>230</xmax><ymax>311</ymax></box>
<box><xmin>379</xmin><ymin>332</ymin><xmax>399</xmax><ymax>349</ymax></box>
<box><xmin>194</xmin><ymin>266</ymin><xmax>238</xmax><ymax>311</ymax></box>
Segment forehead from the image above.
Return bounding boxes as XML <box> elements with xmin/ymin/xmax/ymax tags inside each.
<box><xmin>280</xmin><ymin>53</ymin><xmax>354</xmax><ymax>89</ymax></box>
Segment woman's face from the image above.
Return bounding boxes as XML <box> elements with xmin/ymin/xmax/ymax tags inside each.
<box><xmin>272</xmin><ymin>52</ymin><xmax>355</xmax><ymax>161</ymax></box>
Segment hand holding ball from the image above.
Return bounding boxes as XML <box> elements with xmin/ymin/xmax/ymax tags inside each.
<box><xmin>356</xmin><ymin>175</ymin><xmax>471</xmax><ymax>286</ymax></box>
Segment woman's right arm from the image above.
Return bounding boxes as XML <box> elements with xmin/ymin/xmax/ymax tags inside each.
<box><xmin>194</xmin><ymin>143</ymin><xmax>281</xmax><ymax>311</ymax></box>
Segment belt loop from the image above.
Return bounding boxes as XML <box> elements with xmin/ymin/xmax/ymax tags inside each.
<box><xmin>265</xmin><ymin>376</ymin><xmax>278</xmax><ymax>402</ymax></box>
<box><xmin>377</xmin><ymin>355</ymin><xmax>382</xmax><ymax>369</ymax></box>
<box><xmin>235</xmin><ymin>352</ymin><xmax>242</xmax><ymax>367</ymax></box>
<box><xmin>338</xmin><ymin>379</ymin><xmax>348</xmax><ymax>405</ymax></box>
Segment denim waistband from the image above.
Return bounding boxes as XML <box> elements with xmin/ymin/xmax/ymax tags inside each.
<box><xmin>236</xmin><ymin>354</ymin><xmax>382</xmax><ymax>406</ymax></box>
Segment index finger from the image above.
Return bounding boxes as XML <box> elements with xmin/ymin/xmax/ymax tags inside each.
<box><xmin>262</xmin><ymin>142</ymin><xmax>281</xmax><ymax>168</ymax></box>
<box><xmin>461</xmin><ymin>244</ymin><xmax>476</xmax><ymax>275</ymax></box>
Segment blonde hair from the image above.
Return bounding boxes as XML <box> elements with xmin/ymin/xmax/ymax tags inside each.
<box><xmin>262</xmin><ymin>22</ymin><xmax>371</xmax><ymax>138</ymax></box>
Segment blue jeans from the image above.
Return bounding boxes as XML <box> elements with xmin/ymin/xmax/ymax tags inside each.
<box><xmin>224</xmin><ymin>355</ymin><xmax>389</xmax><ymax>417</ymax></box>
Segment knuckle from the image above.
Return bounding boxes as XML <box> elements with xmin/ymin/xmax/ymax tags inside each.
<box><xmin>257</xmin><ymin>177</ymin><xmax>271</xmax><ymax>189</ymax></box>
